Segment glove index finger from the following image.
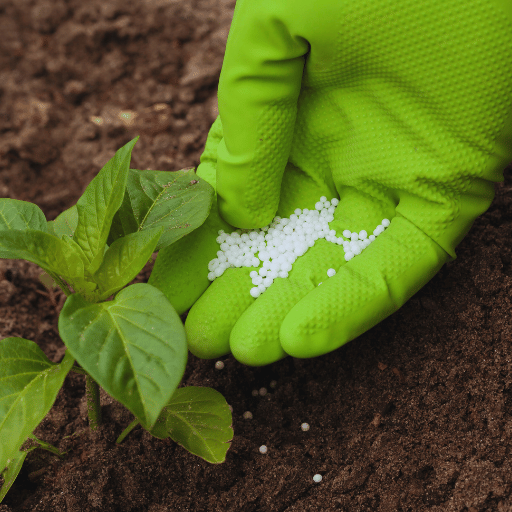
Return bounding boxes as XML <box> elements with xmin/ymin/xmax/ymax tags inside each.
<box><xmin>216</xmin><ymin>0</ymin><xmax>309</xmax><ymax>230</ymax></box>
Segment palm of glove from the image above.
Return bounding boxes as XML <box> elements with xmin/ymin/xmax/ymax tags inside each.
<box><xmin>149</xmin><ymin>0</ymin><xmax>512</xmax><ymax>366</ymax></box>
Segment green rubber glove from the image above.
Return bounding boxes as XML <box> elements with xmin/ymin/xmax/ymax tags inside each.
<box><xmin>149</xmin><ymin>0</ymin><xmax>512</xmax><ymax>366</ymax></box>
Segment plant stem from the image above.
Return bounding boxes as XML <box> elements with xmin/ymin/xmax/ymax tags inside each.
<box><xmin>29</xmin><ymin>434</ymin><xmax>66</xmax><ymax>459</ymax></box>
<box><xmin>47</xmin><ymin>270</ymin><xmax>72</xmax><ymax>296</ymax></box>
<box><xmin>85</xmin><ymin>375</ymin><xmax>102</xmax><ymax>430</ymax></box>
<box><xmin>70</xmin><ymin>365</ymin><xmax>89</xmax><ymax>375</ymax></box>
<box><xmin>116</xmin><ymin>419</ymin><xmax>140</xmax><ymax>444</ymax></box>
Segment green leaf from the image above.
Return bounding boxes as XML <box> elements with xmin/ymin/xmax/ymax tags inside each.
<box><xmin>0</xmin><ymin>219</ymin><xmax>100</xmax><ymax>301</ymax></box>
<box><xmin>107</xmin><ymin>188</ymin><xmax>138</xmax><ymax>247</ymax></box>
<box><xmin>91</xmin><ymin>227</ymin><xmax>163</xmax><ymax>302</ymax></box>
<box><xmin>149</xmin><ymin>387</ymin><xmax>233</xmax><ymax>464</ymax></box>
<box><xmin>48</xmin><ymin>207</ymin><xmax>109</xmax><ymax>267</ymax></box>
<box><xmin>0</xmin><ymin>338</ymin><xmax>74</xmax><ymax>476</ymax></box>
<box><xmin>73</xmin><ymin>136</ymin><xmax>139</xmax><ymax>275</ymax></box>
<box><xmin>0</xmin><ymin>229</ymin><xmax>85</xmax><ymax>279</ymax></box>
<box><xmin>0</xmin><ymin>445</ymin><xmax>36</xmax><ymax>503</ymax></box>
<box><xmin>47</xmin><ymin>205</ymin><xmax>78</xmax><ymax>239</ymax></box>
<box><xmin>109</xmin><ymin>168</ymin><xmax>214</xmax><ymax>251</ymax></box>
<box><xmin>67</xmin><ymin>278</ymin><xmax>99</xmax><ymax>302</ymax></box>
<box><xmin>58</xmin><ymin>283</ymin><xmax>188</xmax><ymax>430</ymax></box>
<box><xmin>0</xmin><ymin>199</ymin><xmax>48</xmax><ymax>232</ymax></box>
<box><xmin>46</xmin><ymin>235</ymin><xmax>98</xmax><ymax>301</ymax></box>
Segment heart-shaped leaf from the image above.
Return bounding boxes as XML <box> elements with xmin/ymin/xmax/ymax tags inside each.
<box><xmin>149</xmin><ymin>386</ymin><xmax>233</xmax><ymax>463</ymax></box>
<box><xmin>58</xmin><ymin>283</ymin><xmax>188</xmax><ymax>430</ymax></box>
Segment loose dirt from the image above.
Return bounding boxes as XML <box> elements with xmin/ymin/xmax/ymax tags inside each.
<box><xmin>1</xmin><ymin>0</ymin><xmax>512</xmax><ymax>510</ymax></box>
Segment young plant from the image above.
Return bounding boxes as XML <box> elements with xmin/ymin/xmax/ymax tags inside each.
<box><xmin>0</xmin><ymin>137</ymin><xmax>233</xmax><ymax>502</ymax></box>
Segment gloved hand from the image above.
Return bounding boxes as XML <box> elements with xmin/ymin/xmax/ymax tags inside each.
<box><xmin>149</xmin><ymin>0</ymin><xmax>512</xmax><ymax>366</ymax></box>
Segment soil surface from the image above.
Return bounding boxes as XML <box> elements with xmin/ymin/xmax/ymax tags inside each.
<box><xmin>1</xmin><ymin>0</ymin><xmax>512</xmax><ymax>511</ymax></box>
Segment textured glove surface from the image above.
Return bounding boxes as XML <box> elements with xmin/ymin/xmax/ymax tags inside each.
<box><xmin>150</xmin><ymin>0</ymin><xmax>512</xmax><ymax>365</ymax></box>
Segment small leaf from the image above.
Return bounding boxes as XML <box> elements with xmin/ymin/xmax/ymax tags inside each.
<box><xmin>107</xmin><ymin>188</ymin><xmax>139</xmax><ymax>247</ymax></box>
<box><xmin>110</xmin><ymin>168</ymin><xmax>214</xmax><ymax>251</ymax></box>
<box><xmin>66</xmin><ymin>277</ymin><xmax>99</xmax><ymax>302</ymax></box>
<box><xmin>91</xmin><ymin>227</ymin><xmax>163</xmax><ymax>302</ymax></box>
<box><xmin>58</xmin><ymin>283</ymin><xmax>188</xmax><ymax>430</ymax></box>
<box><xmin>0</xmin><ymin>199</ymin><xmax>48</xmax><ymax>232</ymax></box>
<box><xmin>0</xmin><ymin>229</ymin><xmax>85</xmax><ymax>279</ymax></box>
<box><xmin>150</xmin><ymin>386</ymin><xmax>233</xmax><ymax>464</ymax></box>
<box><xmin>47</xmin><ymin>205</ymin><xmax>78</xmax><ymax>239</ymax></box>
<box><xmin>73</xmin><ymin>137</ymin><xmax>139</xmax><ymax>275</ymax></box>
<box><xmin>0</xmin><ymin>339</ymin><xmax>74</xmax><ymax>476</ymax></box>
<box><xmin>0</xmin><ymin>445</ymin><xmax>36</xmax><ymax>503</ymax></box>
<box><xmin>48</xmin><ymin>235</ymin><xmax>98</xmax><ymax>300</ymax></box>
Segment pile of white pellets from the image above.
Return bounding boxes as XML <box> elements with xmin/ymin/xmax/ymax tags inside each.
<box><xmin>207</xmin><ymin>196</ymin><xmax>390</xmax><ymax>298</ymax></box>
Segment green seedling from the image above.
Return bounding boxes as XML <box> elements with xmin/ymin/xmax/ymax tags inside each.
<box><xmin>0</xmin><ymin>137</ymin><xmax>233</xmax><ymax>502</ymax></box>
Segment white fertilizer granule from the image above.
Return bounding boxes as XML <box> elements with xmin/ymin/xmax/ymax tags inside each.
<box><xmin>207</xmin><ymin>197</ymin><xmax>390</xmax><ymax>298</ymax></box>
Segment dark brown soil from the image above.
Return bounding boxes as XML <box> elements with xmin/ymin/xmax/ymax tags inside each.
<box><xmin>1</xmin><ymin>0</ymin><xmax>512</xmax><ymax>510</ymax></box>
